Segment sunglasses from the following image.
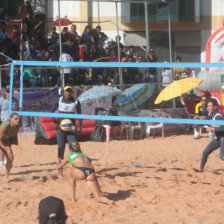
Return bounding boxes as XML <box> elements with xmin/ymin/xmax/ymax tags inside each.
<box><xmin>13</xmin><ymin>117</ymin><xmax>20</xmax><ymax>121</ymax></box>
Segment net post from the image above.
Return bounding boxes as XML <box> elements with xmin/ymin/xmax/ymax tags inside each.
<box><xmin>20</xmin><ymin>64</ymin><xmax>24</xmax><ymax>112</ymax></box>
<box><xmin>9</xmin><ymin>62</ymin><xmax>15</xmax><ymax>115</ymax></box>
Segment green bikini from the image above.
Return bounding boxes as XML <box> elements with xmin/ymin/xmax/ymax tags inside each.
<box><xmin>68</xmin><ymin>152</ymin><xmax>95</xmax><ymax>177</ymax></box>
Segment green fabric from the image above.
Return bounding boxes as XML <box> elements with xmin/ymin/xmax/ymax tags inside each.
<box><xmin>68</xmin><ymin>152</ymin><xmax>87</xmax><ymax>167</ymax></box>
<box><xmin>23</xmin><ymin>69</ymin><xmax>36</xmax><ymax>80</ymax></box>
<box><xmin>0</xmin><ymin>121</ymin><xmax>20</xmax><ymax>139</ymax></box>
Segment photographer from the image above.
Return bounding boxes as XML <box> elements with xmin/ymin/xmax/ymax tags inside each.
<box><xmin>145</xmin><ymin>48</ymin><xmax>158</xmax><ymax>82</ymax></box>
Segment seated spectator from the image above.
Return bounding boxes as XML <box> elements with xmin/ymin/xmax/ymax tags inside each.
<box><xmin>61</xmin><ymin>27</ymin><xmax>70</xmax><ymax>43</ymax></box>
<box><xmin>49</xmin><ymin>26</ymin><xmax>59</xmax><ymax>45</ymax></box>
<box><xmin>173</xmin><ymin>56</ymin><xmax>189</xmax><ymax>80</ymax></box>
<box><xmin>91</xmin><ymin>28</ymin><xmax>99</xmax><ymax>48</ymax></box>
<box><xmin>123</xmin><ymin>54</ymin><xmax>137</xmax><ymax>84</ymax></box>
<box><xmin>115</xmin><ymin>35</ymin><xmax>124</xmax><ymax>49</ymax></box>
<box><xmin>29</xmin><ymin>35</ymin><xmax>41</xmax><ymax>59</ymax></box>
<box><xmin>69</xmin><ymin>24</ymin><xmax>78</xmax><ymax>42</ymax></box>
<box><xmin>0</xmin><ymin>22</ymin><xmax>10</xmax><ymax>40</ymax></box>
<box><xmin>81</xmin><ymin>25</ymin><xmax>92</xmax><ymax>50</ymax></box>
<box><xmin>96</xmin><ymin>25</ymin><xmax>108</xmax><ymax>49</ymax></box>
<box><xmin>10</xmin><ymin>25</ymin><xmax>20</xmax><ymax>49</ymax></box>
<box><xmin>23</xmin><ymin>69</ymin><xmax>37</xmax><ymax>87</ymax></box>
<box><xmin>142</xmin><ymin>71</ymin><xmax>152</xmax><ymax>83</ymax></box>
<box><xmin>194</xmin><ymin>94</ymin><xmax>209</xmax><ymax>139</ymax></box>
<box><xmin>78</xmin><ymin>37</ymin><xmax>88</xmax><ymax>61</ymax></box>
<box><xmin>38</xmin><ymin>196</ymin><xmax>68</xmax><ymax>224</ymax></box>
<box><xmin>125</xmin><ymin>45</ymin><xmax>137</xmax><ymax>59</ymax></box>
<box><xmin>64</xmin><ymin>38</ymin><xmax>77</xmax><ymax>60</ymax></box>
<box><xmin>23</xmin><ymin>39</ymin><xmax>31</xmax><ymax>60</ymax></box>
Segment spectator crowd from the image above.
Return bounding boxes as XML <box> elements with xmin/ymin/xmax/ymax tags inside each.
<box><xmin>0</xmin><ymin>1</ymin><xmax>191</xmax><ymax>89</ymax></box>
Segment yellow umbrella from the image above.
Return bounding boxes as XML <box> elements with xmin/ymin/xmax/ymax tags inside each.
<box><xmin>154</xmin><ymin>78</ymin><xmax>203</xmax><ymax>104</ymax></box>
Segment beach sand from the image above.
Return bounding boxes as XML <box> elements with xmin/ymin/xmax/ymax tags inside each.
<box><xmin>1</xmin><ymin>134</ymin><xmax>224</xmax><ymax>224</ymax></box>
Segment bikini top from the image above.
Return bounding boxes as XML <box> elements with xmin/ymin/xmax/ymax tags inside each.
<box><xmin>68</xmin><ymin>152</ymin><xmax>87</xmax><ymax>167</ymax></box>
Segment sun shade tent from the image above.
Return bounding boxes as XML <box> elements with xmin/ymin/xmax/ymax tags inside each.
<box><xmin>56</xmin><ymin>0</ymin><xmax>171</xmax><ymax>87</ymax></box>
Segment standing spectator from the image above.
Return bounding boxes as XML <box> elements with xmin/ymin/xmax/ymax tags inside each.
<box><xmin>137</xmin><ymin>55</ymin><xmax>147</xmax><ymax>83</ymax></box>
<box><xmin>23</xmin><ymin>12</ymin><xmax>33</xmax><ymax>38</ymax></box>
<box><xmin>0</xmin><ymin>22</ymin><xmax>10</xmax><ymax>40</ymax></box>
<box><xmin>161</xmin><ymin>63</ymin><xmax>172</xmax><ymax>87</ymax></box>
<box><xmin>10</xmin><ymin>25</ymin><xmax>20</xmax><ymax>50</ymax></box>
<box><xmin>69</xmin><ymin>24</ymin><xmax>78</xmax><ymax>42</ymax></box>
<box><xmin>145</xmin><ymin>48</ymin><xmax>158</xmax><ymax>82</ymax></box>
<box><xmin>58</xmin><ymin>46</ymin><xmax>74</xmax><ymax>86</ymax></box>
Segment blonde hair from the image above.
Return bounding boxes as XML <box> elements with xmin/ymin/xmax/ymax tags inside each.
<box><xmin>69</xmin><ymin>141</ymin><xmax>81</xmax><ymax>152</ymax></box>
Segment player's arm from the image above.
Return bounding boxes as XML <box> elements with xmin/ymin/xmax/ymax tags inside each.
<box><xmin>50</xmin><ymin>98</ymin><xmax>59</xmax><ymax>124</ymax></box>
<box><xmin>57</xmin><ymin>158</ymin><xmax>68</xmax><ymax>170</ymax></box>
<box><xmin>76</xmin><ymin>100</ymin><xmax>82</xmax><ymax>131</ymax></box>
<box><xmin>0</xmin><ymin>124</ymin><xmax>10</xmax><ymax>153</ymax></box>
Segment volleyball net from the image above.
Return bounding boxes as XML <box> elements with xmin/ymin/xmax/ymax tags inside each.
<box><xmin>8</xmin><ymin>60</ymin><xmax>224</xmax><ymax>127</ymax></box>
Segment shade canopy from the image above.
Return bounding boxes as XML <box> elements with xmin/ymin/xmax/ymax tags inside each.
<box><xmin>78</xmin><ymin>86</ymin><xmax>121</xmax><ymax>104</ymax></box>
<box><xmin>154</xmin><ymin>78</ymin><xmax>203</xmax><ymax>105</ymax></box>
<box><xmin>113</xmin><ymin>83</ymin><xmax>156</xmax><ymax>112</ymax></box>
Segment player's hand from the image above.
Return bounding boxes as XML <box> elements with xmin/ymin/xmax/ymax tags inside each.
<box><xmin>77</xmin><ymin>127</ymin><xmax>82</xmax><ymax>132</ymax></box>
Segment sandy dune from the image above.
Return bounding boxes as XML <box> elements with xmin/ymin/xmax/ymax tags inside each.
<box><xmin>1</xmin><ymin>134</ymin><xmax>224</xmax><ymax>224</ymax></box>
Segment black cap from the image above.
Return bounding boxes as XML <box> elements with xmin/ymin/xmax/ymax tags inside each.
<box><xmin>38</xmin><ymin>196</ymin><xmax>67</xmax><ymax>224</ymax></box>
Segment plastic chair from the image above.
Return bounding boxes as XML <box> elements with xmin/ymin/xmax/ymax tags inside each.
<box><xmin>138</xmin><ymin>110</ymin><xmax>165</xmax><ymax>138</ymax></box>
<box><xmin>127</xmin><ymin>122</ymin><xmax>144</xmax><ymax>140</ymax></box>
<box><xmin>145</xmin><ymin>122</ymin><xmax>164</xmax><ymax>138</ymax></box>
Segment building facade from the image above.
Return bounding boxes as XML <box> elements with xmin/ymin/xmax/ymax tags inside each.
<box><xmin>1</xmin><ymin>0</ymin><xmax>224</xmax><ymax>62</ymax></box>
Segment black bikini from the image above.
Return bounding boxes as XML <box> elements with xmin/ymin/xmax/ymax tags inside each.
<box><xmin>76</xmin><ymin>166</ymin><xmax>95</xmax><ymax>177</ymax></box>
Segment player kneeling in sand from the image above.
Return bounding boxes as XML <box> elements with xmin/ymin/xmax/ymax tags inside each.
<box><xmin>0</xmin><ymin>113</ymin><xmax>22</xmax><ymax>180</ymax></box>
<box><xmin>57</xmin><ymin>141</ymin><xmax>114</xmax><ymax>205</ymax></box>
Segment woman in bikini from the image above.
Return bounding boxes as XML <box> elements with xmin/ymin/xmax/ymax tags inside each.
<box><xmin>57</xmin><ymin>141</ymin><xmax>114</xmax><ymax>204</ymax></box>
<box><xmin>0</xmin><ymin>113</ymin><xmax>22</xmax><ymax>181</ymax></box>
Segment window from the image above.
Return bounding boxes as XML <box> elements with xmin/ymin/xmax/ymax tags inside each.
<box><xmin>0</xmin><ymin>0</ymin><xmax>23</xmax><ymax>21</ymax></box>
<box><xmin>121</xmin><ymin>0</ymin><xmax>201</xmax><ymax>24</ymax></box>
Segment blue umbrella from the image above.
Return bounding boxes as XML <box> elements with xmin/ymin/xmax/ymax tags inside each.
<box><xmin>113</xmin><ymin>84</ymin><xmax>155</xmax><ymax>112</ymax></box>
<box><xmin>78</xmin><ymin>86</ymin><xmax>121</xmax><ymax>104</ymax></box>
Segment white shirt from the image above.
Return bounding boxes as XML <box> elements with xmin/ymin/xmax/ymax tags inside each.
<box><xmin>161</xmin><ymin>68</ymin><xmax>172</xmax><ymax>86</ymax></box>
<box><xmin>59</xmin><ymin>53</ymin><xmax>73</xmax><ymax>74</ymax></box>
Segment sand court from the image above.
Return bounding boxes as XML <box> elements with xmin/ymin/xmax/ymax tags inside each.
<box><xmin>1</xmin><ymin>134</ymin><xmax>224</xmax><ymax>224</ymax></box>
